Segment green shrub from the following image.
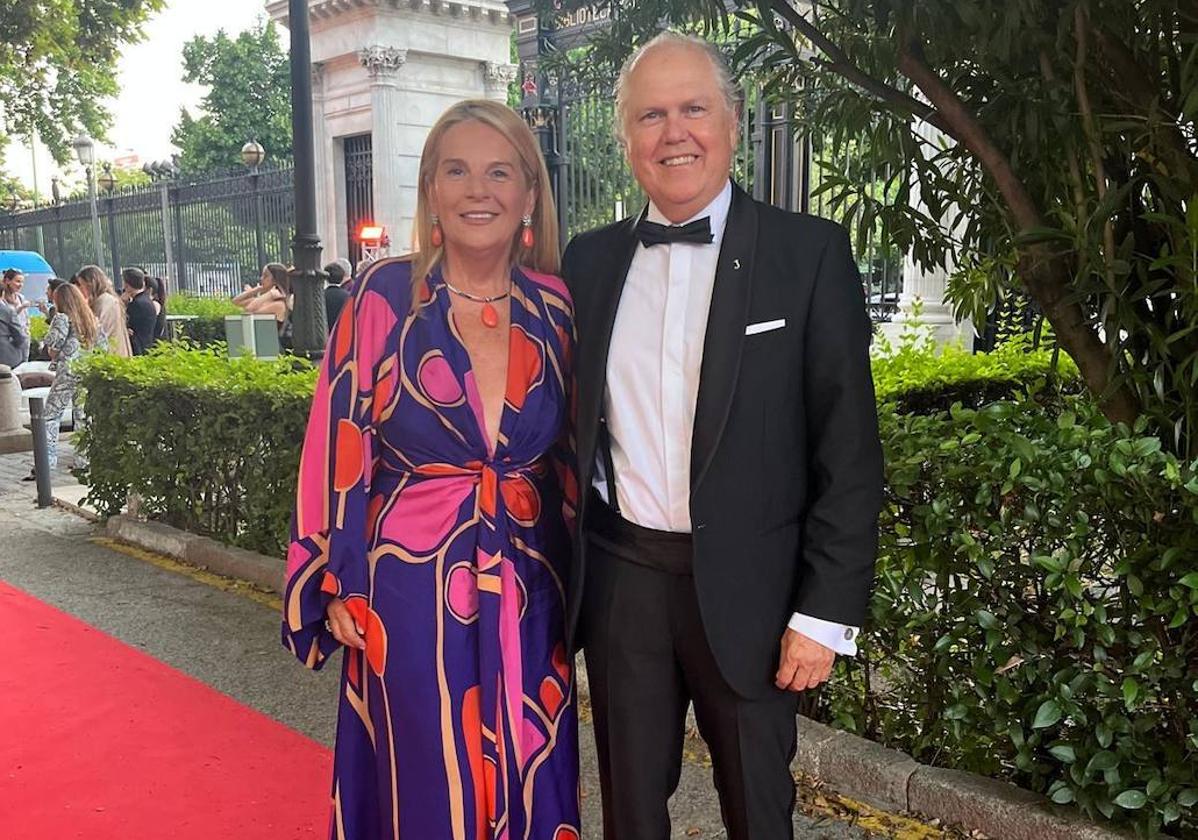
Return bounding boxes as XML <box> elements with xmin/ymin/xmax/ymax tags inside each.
<box><xmin>29</xmin><ymin>313</ymin><xmax>48</xmax><ymax>342</ymax></box>
<box><xmin>872</xmin><ymin>323</ymin><xmax>1081</xmax><ymax>414</ymax></box>
<box><xmin>168</xmin><ymin>293</ymin><xmax>243</xmax><ymax>346</ymax></box>
<box><xmin>75</xmin><ymin>342</ymin><xmax>316</xmax><ymax>556</ymax></box>
<box><xmin>825</xmin><ymin>396</ymin><xmax>1198</xmax><ymax>836</ymax></box>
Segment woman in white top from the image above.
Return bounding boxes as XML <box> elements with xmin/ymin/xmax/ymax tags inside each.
<box><xmin>75</xmin><ymin>265</ymin><xmax>132</xmax><ymax>358</ymax></box>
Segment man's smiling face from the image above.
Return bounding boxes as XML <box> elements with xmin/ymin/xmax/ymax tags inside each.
<box><xmin>621</xmin><ymin>42</ymin><xmax>738</xmax><ymax>224</ymax></box>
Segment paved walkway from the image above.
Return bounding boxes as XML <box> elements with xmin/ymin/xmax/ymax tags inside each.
<box><xmin>0</xmin><ymin>446</ymin><xmax>956</xmax><ymax>839</ymax></box>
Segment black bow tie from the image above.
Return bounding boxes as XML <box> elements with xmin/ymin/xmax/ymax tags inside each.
<box><xmin>635</xmin><ymin>216</ymin><xmax>714</xmax><ymax>247</ymax></box>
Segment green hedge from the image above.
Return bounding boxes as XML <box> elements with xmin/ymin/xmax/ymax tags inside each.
<box><xmin>73</xmin><ymin>337</ymin><xmax>1195</xmax><ymax>836</ymax></box>
<box><xmin>168</xmin><ymin>293</ymin><xmax>242</xmax><ymax>346</ymax></box>
<box><xmin>76</xmin><ymin>343</ymin><xmax>316</xmax><ymax>556</ymax></box>
<box><xmin>827</xmin><ymin>396</ymin><xmax>1198</xmax><ymax>836</ymax></box>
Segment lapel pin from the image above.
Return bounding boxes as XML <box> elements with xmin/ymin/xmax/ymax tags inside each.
<box><xmin>732</xmin><ymin>259</ymin><xmax>741</xmax><ymax>270</ymax></box>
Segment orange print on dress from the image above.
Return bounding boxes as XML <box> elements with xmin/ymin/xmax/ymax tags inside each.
<box><xmin>333</xmin><ymin>419</ymin><xmax>364</xmax><ymax>491</ymax></box>
<box><xmin>539</xmin><ymin>675</ymin><xmax>564</xmax><ymax>719</ymax></box>
<box><xmin>333</xmin><ymin>307</ymin><xmax>355</xmax><ymax>365</ymax></box>
<box><xmin>500</xmin><ymin>475</ymin><xmax>541</xmax><ymax>526</ymax></box>
<box><xmin>504</xmin><ymin>327</ymin><xmax>543</xmax><ymax>412</ymax></box>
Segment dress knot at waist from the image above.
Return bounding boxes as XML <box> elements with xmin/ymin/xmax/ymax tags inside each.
<box><xmin>379</xmin><ymin>456</ymin><xmax>547</xmax><ymax>483</ymax></box>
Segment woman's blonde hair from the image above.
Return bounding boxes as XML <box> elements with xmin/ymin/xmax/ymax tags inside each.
<box><xmin>53</xmin><ymin>282</ymin><xmax>100</xmax><ymax>349</ymax></box>
<box><xmin>410</xmin><ymin>100</ymin><xmax>560</xmax><ymax>299</ymax></box>
<box><xmin>76</xmin><ymin>265</ymin><xmax>116</xmax><ymax>310</ymax></box>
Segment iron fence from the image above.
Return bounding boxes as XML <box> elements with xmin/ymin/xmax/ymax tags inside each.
<box><xmin>0</xmin><ymin>164</ymin><xmax>295</xmax><ymax>297</ymax></box>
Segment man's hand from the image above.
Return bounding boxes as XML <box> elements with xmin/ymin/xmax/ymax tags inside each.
<box><xmin>325</xmin><ymin>598</ymin><xmax>366</xmax><ymax>650</ymax></box>
<box><xmin>775</xmin><ymin>628</ymin><xmax>835</xmax><ymax>692</ymax></box>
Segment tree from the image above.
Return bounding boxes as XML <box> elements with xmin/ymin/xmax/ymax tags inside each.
<box><xmin>170</xmin><ymin>21</ymin><xmax>293</xmax><ymax>175</ymax></box>
<box><xmin>548</xmin><ymin>0</ymin><xmax>1198</xmax><ymax>454</ymax></box>
<box><xmin>0</xmin><ymin>0</ymin><xmax>164</xmax><ymax>164</ymax></box>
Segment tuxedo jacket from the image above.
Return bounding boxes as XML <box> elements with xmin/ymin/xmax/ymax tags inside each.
<box><xmin>562</xmin><ymin>183</ymin><xmax>884</xmax><ymax>698</ymax></box>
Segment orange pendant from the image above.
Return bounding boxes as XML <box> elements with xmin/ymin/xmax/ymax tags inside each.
<box><xmin>481</xmin><ymin>302</ymin><xmax>500</xmax><ymax>328</ymax></box>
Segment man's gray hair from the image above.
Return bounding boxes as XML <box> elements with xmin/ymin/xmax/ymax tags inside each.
<box><xmin>613</xmin><ymin>31</ymin><xmax>743</xmax><ymax>146</ymax></box>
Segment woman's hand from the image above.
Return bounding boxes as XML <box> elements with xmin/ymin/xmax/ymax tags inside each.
<box><xmin>325</xmin><ymin>598</ymin><xmax>367</xmax><ymax>650</ymax></box>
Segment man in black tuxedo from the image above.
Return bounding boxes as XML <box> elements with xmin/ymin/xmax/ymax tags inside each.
<box><xmin>562</xmin><ymin>32</ymin><xmax>884</xmax><ymax>839</ymax></box>
<box><xmin>121</xmin><ymin>268</ymin><xmax>158</xmax><ymax>356</ymax></box>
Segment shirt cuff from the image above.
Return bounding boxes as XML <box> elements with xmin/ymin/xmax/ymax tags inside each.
<box><xmin>788</xmin><ymin>612</ymin><xmax>860</xmax><ymax>656</ymax></box>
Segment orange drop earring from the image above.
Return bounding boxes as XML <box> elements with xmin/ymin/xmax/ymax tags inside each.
<box><xmin>520</xmin><ymin>215</ymin><xmax>534</xmax><ymax>249</ymax></box>
<box><xmin>430</xmin><ymin>214</ymin><xmax>444</xmax><ymax>248</ymax></box>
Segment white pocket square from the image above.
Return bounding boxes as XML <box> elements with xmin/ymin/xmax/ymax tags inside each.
<box><xmin>745</xmin><ymin>319</ymin><xmax>786</xmax><ymax>336</ymax></box>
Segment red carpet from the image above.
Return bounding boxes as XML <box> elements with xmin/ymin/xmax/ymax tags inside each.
<box><xmin>0</xmin><ymin>581</ymin><xmax>333</xmax><ymax>839</ymax></box>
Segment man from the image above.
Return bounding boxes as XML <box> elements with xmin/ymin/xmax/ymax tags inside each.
<box><xmin>323</xmin><ymin>258</ymin><xmax>352</xmax><ymax>327</ymax></box>
<box><xmin>121</xmin><ymin>268</ymin><xmax>157</xmax><ymax>356</ymax></box>
<box><xmin>562</xmin><ymin>33</ymin><xmax>883</xmax><ymax>839</ymax></box>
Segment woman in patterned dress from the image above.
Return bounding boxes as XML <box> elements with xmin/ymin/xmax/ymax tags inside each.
<box><xmin>33</xmin><ymin>283</ymin><xmax>100</xmax><ymax>477</ymax></box>
<box><xmin>283</xmin><ymin>100</ymin><xmax>581</xmax><ymax>840</ymax></box>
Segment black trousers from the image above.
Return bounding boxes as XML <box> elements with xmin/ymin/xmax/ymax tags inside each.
<box><xmin>581</xmin><ymin>499</ymin><xmax>799</xmax><ymax>840</ymax></box>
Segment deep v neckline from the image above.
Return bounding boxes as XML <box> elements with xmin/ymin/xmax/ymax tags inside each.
<box><xmin>439</xmin><ymin>267</ymin><xmax>521</xmax><ymax>459</ymax></box>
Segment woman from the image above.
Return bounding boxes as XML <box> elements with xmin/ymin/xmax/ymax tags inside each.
<box><xmin>283</xmin><ymin>100</ymin><xmax>580</xmax><ymax>840</ymax></box>
<box><xmin>76</xmin><ymin>265</ymin><xmax>131</xmax><ymax>357</ymax></box>
<box><xmin>233</xmin><ymin>263</ymin><xmax>291</xmax><ymax>324</ymax></box>
<box><xmin>26</xmin><ymin>283</ymin><xmax>100</xmax><ymax>479</ymax></box>
<box><xmin>2</xmin><ymin>268</ymin><xmax>34</xmax><ymax>338</ymax></box>
<box><xmin>1</xmin><ymin>269</ymin><xmax>32</xmax><ymax>366</ymax></box>
<box><xmin>146</xmin><ymin>275</ymin><xmax>169</xmax><ymax>341</ymax></box>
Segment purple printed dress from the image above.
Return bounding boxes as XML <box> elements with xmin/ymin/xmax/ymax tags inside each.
<box><xmin>283</xmin><ymin>257</ymin><xmax>581</xmax><ymax>840</ymax></box>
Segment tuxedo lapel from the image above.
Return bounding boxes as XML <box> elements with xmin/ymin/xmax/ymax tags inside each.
<box><xmin>691</xmin><ymin>185</ymin><xmax>758</xmax><ymax>492</ymax></box>
<box><xmin>576</xmin><ymin>215</ymin><xmax>640</xmax><ymax>492</ymax></box>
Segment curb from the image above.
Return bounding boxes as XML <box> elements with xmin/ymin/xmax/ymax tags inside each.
<box><xmin>104</xmin><ymin>515</ymin><xmax>284</xmax><ymax>595</ymax></box>
<box><xmin>796</xmin><ymin>718</ymin><xmax>1133</xmax><ymax>839</ymax></box>
<box><xmin>94</xmin><ymin>514</ymin><xmax>1133</xmax><ymax>840</ymax></box>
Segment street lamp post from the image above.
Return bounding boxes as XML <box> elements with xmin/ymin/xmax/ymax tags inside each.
<box><xmin>241</xmin><ymin>140</ymin><xmax>268</xmax><ymax>272</ymax></box>
<box><xmin>71</xmin><ymin>133</ymin><xmax>104</xmax><ymax>266</ymax></box>
<box><xmin>287</xmin><ymin>0</ymin><xmax>327</xmax><ymax>358</ymax></box>
<box><xmin>97</xmin><ymin>163</ymin><xmax>120</xmax><ymax>283</ymax></box>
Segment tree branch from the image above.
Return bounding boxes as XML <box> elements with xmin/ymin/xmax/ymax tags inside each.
<box><xmin>896</xmin><ymin>34</ymin><xmax>1139</xmax><ymax>425</ymax></box>
<box><xmin>1074</xmin><ymin>6</ymin><xmax>1117</xmax><ymax>284</ymax></box>
<box><xmin>766</xmin><ymin>0</ymin><xmax>953</xmax><ymax>135</ymax></box>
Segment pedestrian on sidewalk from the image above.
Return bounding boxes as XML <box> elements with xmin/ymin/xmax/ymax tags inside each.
<box><xmin>75</xmin><ymin>265</ymin><xmax>131</xmax><ymax>358</ymax></box>
<box><xmin>25</xmin><ymin>283</ymin><xmax>100</xmax><ymax>480</ymax></box>
<box><xmin>2</xmin><ymin>269</ymin><xmax>34</xmax><ymax>346</ymax></box>
<box><xmin>562</xmin><ymin>33</ymin><xmax>883</xmax><ymax>840</ymax></box>
<box><xmin>283</xmin><ymin>99</ymin><xmax>579</xmax><ymax>840</ymax></box>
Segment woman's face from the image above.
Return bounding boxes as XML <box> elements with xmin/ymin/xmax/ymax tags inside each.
<box><xmin>71</xmin><ymin>280</ymin><xmax>90</xmax><ymax>303</ymax></box>
<box><xmin>3</xmin><ymin>273</ymin><xmax>23</xmax><ymax>295</ymax></box>
<box><xmin>429</xmin><ymin>120</ymin><xmax>535</xmax><ymax>262</ymax></box>
<box><xmin>260</xmin><ymin>267</ymin><xmax>274</xmax><ymax>290</ymax></box>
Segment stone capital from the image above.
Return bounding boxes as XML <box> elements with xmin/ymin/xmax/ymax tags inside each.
<box><xmin>359</xmin><ymin>46</ymin><xmax>407</xmax><ymax>80</ymax></box>
<box><xmin>482</xmin><ymin>61</ymin><xmax>518</xmax><ymax>93</ymax></box>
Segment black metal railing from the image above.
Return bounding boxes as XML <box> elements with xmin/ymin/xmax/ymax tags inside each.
<box><xmin>0</xmin><ymin>164</ymin><xmax>295</xmax><ymax>297</ymax></box>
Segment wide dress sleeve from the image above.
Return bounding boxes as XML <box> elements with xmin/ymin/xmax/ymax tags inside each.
<box><xmin>281</xmin><ymin>269</ymin><xmax>399</xmax><ymax>669</ymax></box>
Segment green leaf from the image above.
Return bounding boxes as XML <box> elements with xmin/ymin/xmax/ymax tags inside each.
<box><xmin>1178</xmin><ymin>789</ymin><xmax>1198</xmax><ymax>807</ymax></box>
<box><xmin>1123</xmin><ymin>678</ymin><xmax>1140</xmax><ymax>708</ymax></box>
<box><xmin>1032</xmin><ymin>700</ymin><xmax>1063</xmax><ymax>729</ymax></box>
<box><xmin>1114</xmin><ymin>789</ymin><xmax>1147</xmax><ymax>810</ymax></box>
<box><xmin>1048</xmin><ymin>744</ymin><xmax>1076</xmax><ymax>763</ymax></box>
<box><xmin>1087</xmin><ymin>750</ymin><xmax>1120</xmax><ymax>773</ymax></box>
<box><xmin>976</xmin><ymin>610</ymin><xmax>999</xmax><ymax>630</ymax></box>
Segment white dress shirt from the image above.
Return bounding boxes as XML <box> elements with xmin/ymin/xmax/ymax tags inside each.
<box><xmin>595</xmin><ymin>181</ymin><xmax>860</xmax><ymax>656</ymax></box>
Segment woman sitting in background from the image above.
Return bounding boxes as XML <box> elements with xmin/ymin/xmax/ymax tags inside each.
<box><xmin>24</xmin><ymin>283</ymin><xmax>101</xmax><ymax>480</ymax></box>
<box><xmin>75</xmin><ymin>265</ymin><xmax>131</xmax><ymax>358</ymax></box>
<box><xmin>233</xmin><ymin>263</ymin><xmax>291</xmax><ymax>325</ymax></box>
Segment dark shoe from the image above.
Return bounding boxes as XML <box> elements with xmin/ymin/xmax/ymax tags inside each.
<box><xmin>21</xmin><ymin>469</ymin><xmax>36</xmax><ymax>482</ymax></box>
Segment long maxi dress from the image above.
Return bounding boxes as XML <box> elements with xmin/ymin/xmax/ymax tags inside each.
<box><xmin>283</xmin><ymin>257</ymin><xmax>581</xmax><ymax>840</ymax></box>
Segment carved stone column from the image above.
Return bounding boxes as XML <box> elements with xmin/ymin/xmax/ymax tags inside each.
<box><xmin>311</xmin><ymin>61</ymin><xmax>334</xmax><ymax>260</ymax></box>
<box><xmin>482</xmin><ymin>61</ymin><xmax>518</xmax><ymax>102</ymax></box>
<box><xmin>359</xmin><ymin>46</ymin><xmax>407</xmax><ymax>249</ymax></box>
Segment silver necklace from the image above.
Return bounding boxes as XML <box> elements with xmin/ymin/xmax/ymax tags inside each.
<box><xmin>442</xmin><ymin>274</ymin><xmax>512</xmax><ymax>328</ymax></box>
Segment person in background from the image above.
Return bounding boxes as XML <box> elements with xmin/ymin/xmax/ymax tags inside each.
<box><xmin>233</xmin><ymin>263</ymin><xmax>291</xmax><ymax>325</ymax></box>
<box><xmin>145</xmin><ymin>275</ymin><xmax>169</xmax><ymax>341</ymax></box>
<box><xmin>322</xmin><ymin>259</ymin><xmax>352</xmax><ymax>327</ymax></box>
<box><xmin>2</xmin><ymin>268</ymin><xmax>33</xmax><ymax>351</ymax></box>
<box><xmin>23</xmin><ymin>283</ymin><xmax>101</xmax><ymax>481</ymax></box>
<box><xmin>121</xmin><ymin>268</ymin><xmax>157</xmax><ymax>355</ymax></box>
<box><xmin>0</xmin><ymin>292</ymin><xmax>28</xmax><ymax>368</ymax></box>
<box><xmin>44</xmin><ymin>278</ymin><xmax>66</xmax><ymax>320</ymax></box>
<box><xmin>76</xmin><ymin>265</ymin><xmax>132</xmax><ymax>357</ymax></box>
